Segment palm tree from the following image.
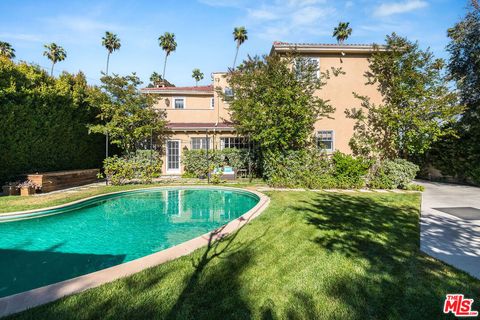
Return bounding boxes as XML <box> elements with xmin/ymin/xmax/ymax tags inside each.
<box><xmin>232</xmin><ymin>26</ymin><xmax>248</xmax><ymax>69</ymax></box>
<box><xmin>192</xmin><ymin>68</ymin><xmax>204</xmax><ymax>86</ymax></box>
<box><xmin>333</xmin><ymin>22</ymin><xmax>352</xmax><ymax>44</ymax></box>
<box><xmin>0</xmin><ymin>41</ymin><xmax>15</xmax><ymax>59</ymax></box>
<box><xmin>158</xmin><ymin>32</ymin><xmax>177</xmax><ymax>87</ymax></box>
<box><xmin>43</xmin><ymin>43</ymin><xmax>67</xmax><ymax>76</ymax></box>
<box><xmin>102</xmin><ymin>31</ymin><xmax>121</xmax><ymax>75</ymax></box>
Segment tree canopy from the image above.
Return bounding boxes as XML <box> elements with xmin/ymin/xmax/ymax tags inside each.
<box><xmin>346</xmin><ymin>33</ymin><xmax>462</xmax><ymax>160</ymax></box>
<box><xmin>88</xmin><ymin>73</ymin><xmax>168</xmax><ymax>153</ymax></box>
<box><xmin>223</xmin><ymin>53</ymin><xmax>338</xmax><ymax>162</ymax></box>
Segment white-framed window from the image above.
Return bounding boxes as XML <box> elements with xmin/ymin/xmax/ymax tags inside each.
<box><xmin>220</xmin><ymin>137</ymin><xmax>249</xmax><ymax>149</ymax></box>
<box><xmin>295</xmin><ymin>57</ymin><xmax>320</xmax><ymax>79</ymax></box>
<box><xmin>173</xmin><ymin>97</ymin><xmax>185</xmax><ymax>109</ymax></box>
<box><xmin>191</xmin><ymin>137</ymin><xmax>211</xmax><ymax>150</ymax></box>
<box><xmin>210</xmin><ymin>97</ymin><xmax>215</xmax><ymax>109</ymax></box>
<box><xmin>316</xmin><ymin>130</ymin><xmax>334</xmax><ymax>152</ymax></box>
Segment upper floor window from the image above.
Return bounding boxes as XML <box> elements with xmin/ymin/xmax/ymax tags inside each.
<box><xmin>174</xmin><ymin>97</ymin><xmax>185</xmax><ymax>109</ymax></box>
<box><xmin>220</xmin><ymin>137</ymin><xmax>249</xmax><ymax>149</ymax></box>
<box><xmin>316</xmin><ymin>130</ymin><xmax>334</xmax><ymax>152</ymax></box>
<box><xmin>224</xmin><ymin>87</ymin><xmax>234</xmax><ymax>98</ymax></box>
<box><xmin>191</xmin><ymin>137</ymin><xmax>210</xmax><ymax>150</ymax></box>
<box><xmin>210</xmin><ymin>97</ymin><xmax>215</xmax><ymax>109</ymax></box>
<box><xmin>295</xmin><ymin>57</ymin><xmax>320</xmax><ymax>80</ymax></box>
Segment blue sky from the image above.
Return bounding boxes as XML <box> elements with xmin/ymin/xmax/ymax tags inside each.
<box><xmin>0</xmin><ymin>0</ymin><xmax>469</xmax><ymax>87</ymax></box>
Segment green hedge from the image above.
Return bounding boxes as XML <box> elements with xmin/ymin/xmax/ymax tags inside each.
<box><xmin>182</xmin><ymin>148</ymin><xmax>251</xmax><ymax>177</ymax></box>
<box><xmin>264</xmin><ymin>150</ymin><xmax>372</xmax><ymax>189</ymax></box>
<box><xmin>0</xmin><ymin>58</ymin><xmax>105</xmax><ymax>184</ymax></box>
<box><xmin>103</xmin><ymin>150</ymin><xmax>162</xmax><ymax>185</ymax></box>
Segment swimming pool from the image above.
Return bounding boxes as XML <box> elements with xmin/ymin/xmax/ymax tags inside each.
<box><xmin>0</xmin><ymin>187</ymin><xmax>260</xmax><ymax>298</ymax></box>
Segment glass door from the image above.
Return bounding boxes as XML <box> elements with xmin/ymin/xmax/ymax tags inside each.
<box><xmin>166</xmin><ymin>140</ymin><xmax>180</xmax><ymax>173</ymax></box>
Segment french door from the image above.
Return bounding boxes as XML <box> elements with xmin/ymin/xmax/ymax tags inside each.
<box><xmin>166</xmin><ymin>140</ymin><xmax>181</xmax><ymax>174</ymax></box>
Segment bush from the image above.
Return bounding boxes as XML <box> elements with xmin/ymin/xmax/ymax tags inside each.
<box><xmin>331</xmin><ymin>151</ymin><xmax>372</xmax><ymax>189</ymax></box>
<box><xmin>182</xmin><ymin>148</ymin><xmax>251</xmax><ymax>178</ymax></box>
<box><xmin>264</xmin><ymin>150</ymin><xmax>371</xmax><ymax>189</ymax></box>
<box><xmin>103</xmin><ymin>151</ymin><xmax>162</xmax><ymax>185</ymax></box>
<box><xmin>369</xmin><ymin>159</ymin><xmax>419</xmax><ymax>189</ymax></box>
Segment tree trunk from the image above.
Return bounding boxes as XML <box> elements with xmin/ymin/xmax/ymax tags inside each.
<box><xmin>106</xmin><ymin>52</ymin><xmax>110</xmax><ymax>75</ymax></box>
<box><xmin>233</xmin><ymin>44</ymin><xmax>240</xmax><ymax>69</ymax></box>
<box><xmin>162</xmin><ymin>54</ymin><xmax>168</xmax><ymax>87</ymax></box>
<box><xmin>50</xmin><ymin>62</ymin><xmax>55</xmax><ymax>77</ymax></box>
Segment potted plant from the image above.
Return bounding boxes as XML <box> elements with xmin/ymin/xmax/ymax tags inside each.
<box><xmin>2</xmin><ymin>181</ymin><xmax>20</xmax><ymax>196</ymax></box>
<box><xmin>17</xmin><ymin>180</ymin><xmax>39</xmax><ymax>196</ymax></box>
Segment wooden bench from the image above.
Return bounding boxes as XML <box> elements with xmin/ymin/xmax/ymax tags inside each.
<box><xmin>26</xmin><ymin>169</ymin><xmax>100</xmax><ymax>193</ymax></box>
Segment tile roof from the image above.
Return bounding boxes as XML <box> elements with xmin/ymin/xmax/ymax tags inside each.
<box><xmin>272</xmin><ymin>41</ymin><xmax>378</xmax><ymax>47</ymax></box>
<box><xmin>141</xmin><ymin>85</ymin><xmax>213</xmax><ymax>92</ymax></box>
<box><xmin>167</xmin><ymin>122</ymin><xmax>233</xmax><ymax>129</ymax></box>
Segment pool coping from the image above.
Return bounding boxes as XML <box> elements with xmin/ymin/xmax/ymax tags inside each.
<box><xmin>0</xmin><ymin>186</ymin><xmax>270</xmax><ymax>318</ymax></box>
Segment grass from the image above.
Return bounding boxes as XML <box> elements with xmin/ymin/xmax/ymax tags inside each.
<box><xmin>5</xmin><ymin>191</ymin><xmax>480</xmax><ymax>319</ymax></box>
<box><xmin>0</xmin><ymin>180</ymin><xmax>266</xmax><ymax>214</ymax></box>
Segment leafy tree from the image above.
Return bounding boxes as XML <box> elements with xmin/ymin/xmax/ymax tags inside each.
<box><xmin>346</xmin><ymin>33</ymin><xmax>462</xmax><ymax>160</ymax></box>
<box><xmin>88</xmin><ymin>73</ymin><xmax>168</xmax><ymax>153</ymax></box>
<box><xmin>431</xmin><ymin>2</ymin><xmax>480</xmax><ymax>182</ymax></box>
<box><xmin>102</xmin><ymin>31</ymin><xmax>121</xmax><ymax>75</ymax></box>
<box><xmin>232</xmin><ymin>26</ymin><xmax>248</xmax><ymax>69</ymax></box>
<box><xmin>191</xmin><ymin>68</ymin><xmax>204</xmax><ymax>86</ymax></box>
<box><xmin>158</xmin><ymin>32</ymin><xmax>177</xmax><ymax>87</ymax></box>
<box><xmin>223</xmin><ymin>54</ymin><xmax>337</xmax><ymax>172</ymax></box>
<box><xmin>0</xmin><ymin>41</ymin><xmax>15</xmax><ymax>59</ymax></box>
<box><xmin>148</xmin><ymin>71</ymin><xmax>174</xmax><ymax>87</ymax></box>
<box><xmin>333</xmin><ymin>22</ymin><xmax>352</xmax><ymax>44</ymax></box>
<box><xmin>43</xmin><ymin>43</ymin><xmax>67</xmax><ymax>76</ymax></box>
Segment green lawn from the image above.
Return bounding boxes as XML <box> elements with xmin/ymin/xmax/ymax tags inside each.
<box><xmin>6</xmin><ymin>191</ymin><xmax>480</xmax><ymax>319</ymax></box>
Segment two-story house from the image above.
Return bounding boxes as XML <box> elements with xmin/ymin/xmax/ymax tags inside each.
<box><xmin>141</xmin><ymin>42</ymin><xmax>383</xmax><ymax>175</ymax></box>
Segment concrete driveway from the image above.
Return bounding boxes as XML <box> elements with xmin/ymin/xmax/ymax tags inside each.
<box><xmin>418</xmin><ymin>181</ymin><xmax>480</xmax><ymax>279</ymax></box>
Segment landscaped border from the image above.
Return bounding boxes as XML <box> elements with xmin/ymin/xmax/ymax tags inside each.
<box><xmin>0</xmin><ymin>186</ymin><xmax>270</xmax><ymax>317</ymax></box>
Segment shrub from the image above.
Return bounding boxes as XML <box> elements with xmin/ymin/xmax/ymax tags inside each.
<box><xmin>103</xmin><ymin>151</ymin><xmax>162</xmax><ymax>185</ymax></box>
<box><xmin>264</xmin><ymin>150</ymin><xmax>370</xmax><ymax>189</ymax></box>
<box><xmin>182</xmin><ymin>148</ymin><xmax>251</xmax><ymax>178</ymax></box>
<box><xmin>369</xmin><ymin>159</ymin><xmax>419</xmax><ymax>189</ymax></box>
<box><xmin>331</xmin><ymin>151</ymin><xmax>372</xmax><ymax>189</ymax></box>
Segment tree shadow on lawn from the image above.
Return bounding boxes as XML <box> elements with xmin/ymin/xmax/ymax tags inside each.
<box><xmin>7</xmin><ymin>220</ymin><xmax>270</xmax><ymax>320</ymax></box>
<box><xmin>295</xmin><ymin>193</ymin><xmax>480</xmax><ymax>319</ymax></box>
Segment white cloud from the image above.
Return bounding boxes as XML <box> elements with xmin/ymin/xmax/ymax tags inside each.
<box><xmin>247</xmin><ymin>8</ymin><xmax>280</xmax><ymax>21</ymax></box>
<box><xmin>47</xmin><ymin>16</ymin><xmax>122</xmax><ymax>33</ymax></box>
<box><xmin>243</xmin><ymin>0</ymin><xmax>336</xmax><ymax>41</ymax></box>
<box><xmin>374</xmin><ymin>0</ymin><xmax>428</xmax><ymax>17</ymax></box>
<box><xmin>0</xmin><ymin>32</ymin><xmax>43</xmax><ymax>42</ymax></box>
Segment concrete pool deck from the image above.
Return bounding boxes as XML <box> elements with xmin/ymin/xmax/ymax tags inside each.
<box><xmin>418</xmin><ymin>180</ymin><xmax>480</xmax><ymax>279</ymax></box>
<box><xmin>0</xmin><ymin>186</ymin><xmax>270</xmax><ymax>318</ymax></box>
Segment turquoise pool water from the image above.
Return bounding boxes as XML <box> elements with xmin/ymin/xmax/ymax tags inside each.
<box><xmin>0</xmin><ymin>188</ymin><xmax>259</xmax><ymax>298</ymax></box>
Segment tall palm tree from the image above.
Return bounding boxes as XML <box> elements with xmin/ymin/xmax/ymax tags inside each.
<box><xmin>102</xmin><ymin>31</ymin><xmax>121</xmax><ymax>75</ymax></box>
<box><xmin>333</xmin><ymin>22</ymin><xmax>352</xmax><ymax>44</ymax></box>
<box><xmin>43</xmin><ymin>43</ymin><xmax>67</xmax><ymax>76</ymax></box>
<box><xmin>0</xmin><ymin>41</ymin><xmax>15</xmax><ymax>59</ymax></box>
<box><xmin>232</xmin><ymin>26</ymin><xmax>248</xmax><ymax>69</ymax></box>
<box><xmin>192</xmin><ymin>68</ymin><xmax>204</xmax><ymax>86</ymax></box>
<box><xmin>158</xmin><ymin>32</ymin><xmax>177</xmax><ymax>87</ymax></box>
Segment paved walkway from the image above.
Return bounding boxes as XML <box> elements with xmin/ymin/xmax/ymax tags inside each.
<box><xmin>418</xmin><ymin>181</ymin><xmax>480</xmax><ymax>279</ymax></box>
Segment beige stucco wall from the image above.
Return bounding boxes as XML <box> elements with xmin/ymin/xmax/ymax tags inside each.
<box><xmin>152</xmin><ymin>52</ymin><xmax>382</xmax><ymax>175</ymax></box>
<box><xmin>310</xmin><ymin>53</ymin><xmax>382</xmax><ymax>153</ymax></box>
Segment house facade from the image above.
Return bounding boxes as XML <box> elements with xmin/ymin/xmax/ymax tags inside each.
<box><xmin>141</xmin><ymin>42</ymin><xmax>383</xmax><ymax>175</ymax></box>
